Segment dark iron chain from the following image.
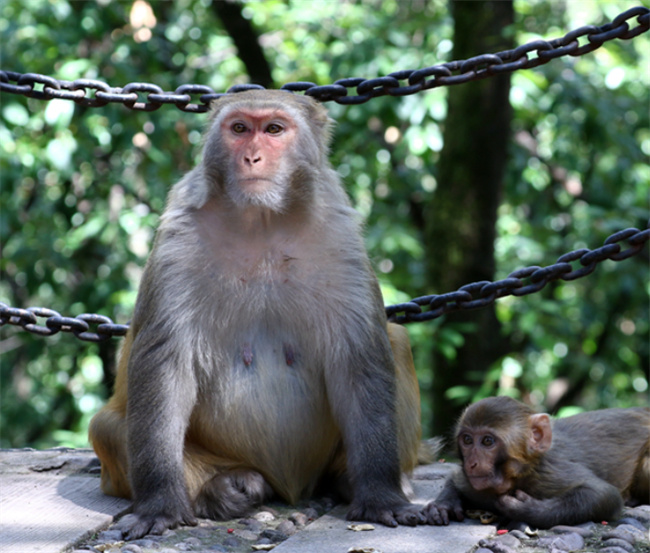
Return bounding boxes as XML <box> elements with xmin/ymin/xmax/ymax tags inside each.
<box><xmin>386</xmin><ymin>225</ymin><xmax>649</xmax><ymax>324</ymax></box>
<box><xmin>1</xmin><ymin>7</ymin><xmax>648</xmax><ymax>111</ymax></box>
<box><xmin>0</xmin><ymin>306</ymin><xmax>129</xmax><ymax>343</ymax></box>
<box><xmin>1</xmin><ymin>225</ymin><xmax>647</xmax><ymax>340</ymax></box>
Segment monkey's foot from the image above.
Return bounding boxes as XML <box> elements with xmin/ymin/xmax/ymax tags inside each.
<box><xmin>347</xmin><ymin>500</ymin><xmax>426</xmax><ymax>527</ymax></box>
<box><xmin>195</xmin><ymin>469</ymin><xmax>273</xmax><ymax>520</ymax></box>
<box><xmin>421</xmin><ymin>500</ymin><xmax>465</xmax><ymax>525</ymax></box>
<box><xmin>115</xmin><ymin>510</ymin><xmax>198</xmax><ymax>541</ymax></box>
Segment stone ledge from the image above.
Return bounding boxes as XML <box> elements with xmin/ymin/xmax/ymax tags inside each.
<box><xmin>0</xmin><ymin>448</ymin><xmax>497</xmax><ymax>553</ymax></box>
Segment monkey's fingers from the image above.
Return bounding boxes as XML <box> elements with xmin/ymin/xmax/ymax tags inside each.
<box><xmin>347</xmin><ymin>501</ymin><xmax>425</xmax><ymax>528</ymax></box>
<box><xmin>513</xmin><ymin>489</ymin><xmax>532</xmax><ymax>502</ymax></box>
<box><xmin>422</xmin><ymin>502</ymin><xmax>450</xmax><ymax>525</ymax></box>
<box><xmin>394</xmin><ymin>504</ymin><xmax>427</xmax><ymax>526</ymax></box>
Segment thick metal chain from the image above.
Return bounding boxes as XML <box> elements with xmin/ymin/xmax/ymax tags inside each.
<box><xmin>386</xmin><ymin>225</ymin><xmax>649</xmax><ymax>324</ymax></box>
<box><xmin>1</xmin><ymin>224</ymin><xmax>647</xmax><ymax>341</ymax></box>
<box><xmin>1</xmin><ymin>7</ymin><xmax>648</xmax><ymax>111</ymax></box>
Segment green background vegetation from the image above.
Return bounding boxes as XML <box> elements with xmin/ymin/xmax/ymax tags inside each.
<box><xmin>1</xmin><ymin>0</ymin><xmax>648</xmax><ymax>448</ymax></box>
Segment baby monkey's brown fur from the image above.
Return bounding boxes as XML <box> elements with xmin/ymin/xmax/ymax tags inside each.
<box><xmin>89</xmin><ymin>90</ymin><xmax>424</xmax><ymax>540</ymax></box>
<box><xmin>424</xmin><ymin>396</ymin><xmax>650</xmax><ymax>528</ymax></box>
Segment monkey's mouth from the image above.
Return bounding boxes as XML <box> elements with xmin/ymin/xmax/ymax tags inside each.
<box><xmin>239</xmin><ymin>177</ymin><xmax>275</xmax><ymax>190</ymax></box>
<box><xmin>467</xmin><ymin>474</ymin><xmax>507</xmax><ymax>493</ymax></box>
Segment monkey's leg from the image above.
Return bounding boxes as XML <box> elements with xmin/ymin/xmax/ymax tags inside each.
<box><xmin>498</xmin><ymin>477</ymin><xmax>624</xmax><ymax>527</ymax></box>
<box><xmin>388</xmin><ymin>322</ymin><xmax>422</xmax><ymax>476</ymax></box>
<box><xmin>88</xmin><ymin>404</ymin><xmax>131</xmax><ymax>498</ymax></box>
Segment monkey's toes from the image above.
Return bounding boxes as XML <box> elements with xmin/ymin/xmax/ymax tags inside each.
<box><xmin>347</xmin><ymin>501</ymin><xmax>426</xmax><ymax>528</ymax></box>
<box><xmin>115</xmin><ymin>512</ymin><xmax>197</xmax><ymax>541</ymax></box>
<box><xmin>395</xmin><ymin>506</ymin><xmax>426</xmax><ymax>526</ymax></box>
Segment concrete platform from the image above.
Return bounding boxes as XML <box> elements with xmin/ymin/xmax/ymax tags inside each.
<box><xmin>0</xmin><ymin>449</ymin><xmax>497</xmax><ymax>553</ymax></box>
<box><xmin>0</xmin><ymin>449</ymin><xmax>130</xmax><ymax>553</ymax></box>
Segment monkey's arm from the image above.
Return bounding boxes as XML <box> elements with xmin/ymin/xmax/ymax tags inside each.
<box><xmin>115</xmin><ymin>265</ymin><xmax>200</xmax><ymax>539</ymax></box>
<box><xmin>422</xmin><ymin>469</ymin><xmax>466</xmax><ymax>525</ymax></box>
<box><xmin>330</xmin><ymin>315</ymin><xmax>424</xmax><ymax>527</ymax></box>
<box><xmin>496</xmin><ymin>463</ymin><xmax>624</xmax><ymax>528</ymax></box>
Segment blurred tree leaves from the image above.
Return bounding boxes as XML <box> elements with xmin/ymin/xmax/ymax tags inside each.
<box><xmin>0</xmin><ymin>0</ymin><xmax>648</xmax><ymax>447</ymax></box>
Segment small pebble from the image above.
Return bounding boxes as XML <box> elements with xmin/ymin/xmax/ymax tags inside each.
<box><xmin>203</xmin><ymin>546</ymin><xmax>227</xmax><ymax>552</ymax></box>
<box><xmin>550</xmin><ymin>523</ymin><xmax>597</xmax><ymax>537</ymax></box>
<box><xmin>97</xmin><ymin>530</ymin><xmax>124</xmax><ymax>542</ymax></box>
<box><xmin>616</xmin><ymin>517</ymin><xmax>647</xmax><ymax>532</ymax></box>
<box><xmin>302</xmin><ymin>507</ymin><xmax>319</xmax><ymax>521</ymax></box>
<box><xmin>130</xmin><ymin>539</ymin><xmax>157</xmax><ymax>548</ymax></box>
<box><xmin>276</xmin><ymin>520</ymin><xmax>297</xmax><ymax>536</ymax></box>
<box><xmin>600</xmin><ymin>538</ymin><xmax>634</xmax><ymax>552</ymax></box>
<box><xmin>222</xmin><ymin>536</ymin><xmax>241</xmax><ymax>548</ymax></box>
<box><xmin>260</xmin><ymin>506</ymin><xmax>280</xmax><ymax>516</ymax></box>
<box><xmin>603</xmin><ymin>523</ymin><xmax>646</xmax><ymax>544</ymax></box>
<box><xmin>233</xmin><ymin>529</ymin><xmax>258</xmax><ymax>541</ymax></box>
<box><xmin>260</xmin><ymin>528</ymin><xmax>289</xmax><ymax>542</ymax></box>
<box><xmin>290</xmin><ymin>512</ymin><xmax>309</xmax><ymax>527</ymax></box>
<box><xmin>538</xmin><ymin>532</ymin><xmax>584</xmax><ymax>551</ymax></box>
<box><xmin>478</xmin><ymin>533</ymin><xmax>520</xmax><ymax>553</ymax></box>
<box><xmin>253</xmin><ymin>510</ymin><xmax>275</xmax><ymax>523</ymax></box>
<box><xmin>600</xmin><ymin>547</ymin><xmax>634</xmax><ymax>553</ymax></box>
<box><xmin>241</xmin><ymin>518</ymin><xmax>264</xmax><ymax>533</ymax></box>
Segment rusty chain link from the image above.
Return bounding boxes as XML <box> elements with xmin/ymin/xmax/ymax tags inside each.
<box><xmin>1</xmin><ymin>7</ymin><xmax>648</xmax><ymax>111</ymax></box>
<box><xmin>1</xmin><ymin>225</ymin><xmax>647</xmax><ymax>340</ymax></box>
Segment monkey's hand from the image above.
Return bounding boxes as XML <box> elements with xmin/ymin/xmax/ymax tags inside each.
<box><xmin>421</xmin><ymin>498</ymin><xmax>465</xmax><ymax>525</ymax></box>
<box><xmin>347</xmin><ymin>498</ymin><xmax>426</xmax><ymax>527</ymax></box>
<box><xmin>496</xmin><ymin>489</ymin><xmax>542</xmax><ymax>517</ymax></box>
<box><xmin>115</xmin><ymin>506</ymin><xmax>198</xmax><ymax>541</ymax></box>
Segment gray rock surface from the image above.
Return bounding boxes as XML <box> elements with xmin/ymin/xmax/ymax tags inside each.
<box><xmin>2</xmin><ymin>449</ymin><xmax>649</xmax><ymax>553</ymax></box>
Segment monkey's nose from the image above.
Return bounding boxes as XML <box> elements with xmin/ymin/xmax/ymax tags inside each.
<box><xmin>245</xmin><ymin>155</ymin><xmax>262</xmax><ymax>165</ymax></box>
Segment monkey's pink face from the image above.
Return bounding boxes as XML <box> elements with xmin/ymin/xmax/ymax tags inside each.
<box><xmin>220</xmin><ymin>108</ymin><xmax>298</xmax><ymax>196</ymax></box>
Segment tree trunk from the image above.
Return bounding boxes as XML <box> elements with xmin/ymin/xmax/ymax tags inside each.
<box><xmin>212</xmin><ymin>0</ymin><xmax>274</xmax><ymax>89</ymax></box>
<box><xmin>424</xmin><ymin>0</ymin><xmax>514</xmax><ymax>436</ymax></box>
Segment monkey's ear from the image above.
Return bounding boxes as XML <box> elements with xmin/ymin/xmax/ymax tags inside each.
<box><xmin>528</xmin><ymin>413</ymin><xmax>552</xmax><ymax>453</ymax></box>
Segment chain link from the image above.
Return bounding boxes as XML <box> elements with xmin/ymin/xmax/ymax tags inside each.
<box><xmin>1</xmin><ymin>225</ymin><xmax>647</xmax><ymax>339</ymax></box>
<box><xmin>1</xmin><ymin>7</ymin><xmax>647</xmax><ymax>111</ymax></box>
<box><xmin>0</xmin><ymin>305</ymin><xmax>129</xmax><ymax>342</ymax></box>
<box><xmin>386</xmin><ymin>225</ymin><xmax>649</xmax><ymax>324</ymax></box>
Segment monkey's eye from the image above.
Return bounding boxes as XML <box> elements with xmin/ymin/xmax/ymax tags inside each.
<box><xmin>232</xmin><ymin>123</ymin><xmax>248</xmax><ymax>134</ymax></box>
<box><xmin>461</xmin><ymin>434</ymin><xmax>473</xmax><ymax>446</ymax></box>
<box><xmin>481</xmin><ymin>435</ymin><xmax>496</xmax><ymax>447</ymax></box>
<box><xmin>266</xmin><ymin>123</ymin><xmax>283</xmax><ymax>134</ymax></box>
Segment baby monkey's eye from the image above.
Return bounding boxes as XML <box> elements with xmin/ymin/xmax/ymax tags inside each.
<box><xmin>232</xmin><ymin>123</ymin><xmax>247</xmax><ymax>133</ymax></box>
<box><xmin>481</xmin><ymin>435</ymin><xmax>495</xmax><ymax>447</ymax></box>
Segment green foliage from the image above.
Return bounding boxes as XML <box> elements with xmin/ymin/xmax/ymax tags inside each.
<box><xmin>1</xmin><ymin>0</ymin><xmax>647</xmax><ymax>446</ymax></box>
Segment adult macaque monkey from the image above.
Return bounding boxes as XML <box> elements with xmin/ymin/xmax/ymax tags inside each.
<box><xmin>423</xmin><ymin>396</ymin><xmax>650</xmax><ymax>528</ymax></box>
<box><xmin>89</xmin><ymin>89</ymin><xmax>425</xmax><ymax>540</ymax></box>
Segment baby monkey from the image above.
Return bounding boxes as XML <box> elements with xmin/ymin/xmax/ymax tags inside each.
<box><xmin>424</xmin><ymin>396</ymin><xmax>650</xmax><ymax>528</ymax></box>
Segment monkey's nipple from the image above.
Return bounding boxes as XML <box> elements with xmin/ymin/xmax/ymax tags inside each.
<box><xmin>241</xmin><ymin>344</ymin><xmax>254</xmax><ymax>366</ymax></box>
